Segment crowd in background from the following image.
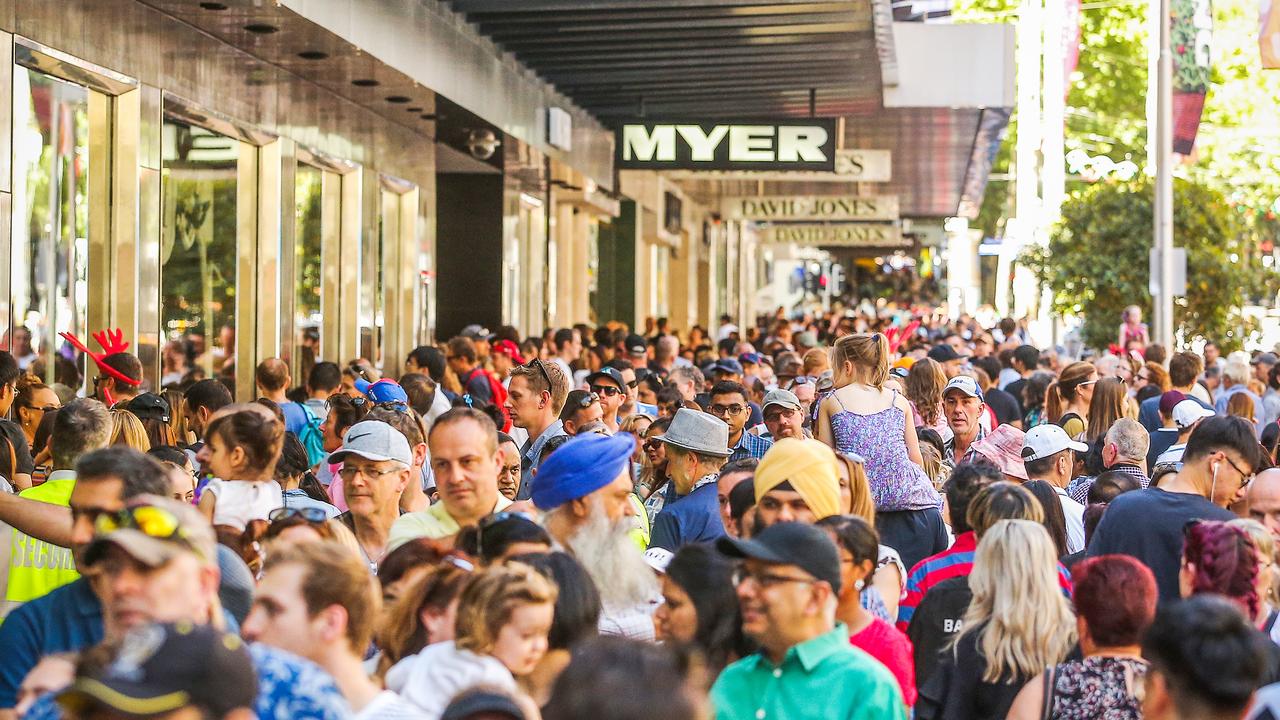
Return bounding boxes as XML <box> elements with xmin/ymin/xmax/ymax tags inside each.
<box><xmin>0</xmin><ymin>303</ymin><xmax>1279</xmax><ymax>719</ymax></box>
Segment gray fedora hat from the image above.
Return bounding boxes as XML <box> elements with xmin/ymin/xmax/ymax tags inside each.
<box><xmin>659</xmin><ymin>408</ymin><xmax>731</xmax><ymax>457</ymax></box>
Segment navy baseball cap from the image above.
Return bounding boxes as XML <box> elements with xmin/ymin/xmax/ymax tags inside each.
<box><xmin>586</xmin><ymin>367</ymin><xmax>626</xmax><ymax>389</ymax></box>
<box><xmin>739</xmin><ymin>352</ymin><xmax>765</xmax><ymax>366</ymax></box>
<box><xmin>718</xmin><ymin>522</ymin><xmax>842</xmax><ymax>594</ymax></box>
<box><xmin>713</xmin><ymin>358</ymin><xmax>744</xmax><ymax>376</ymax></box>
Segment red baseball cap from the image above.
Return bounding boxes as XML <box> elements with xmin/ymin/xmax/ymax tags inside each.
<box><xmin>491</xmin><ymin>339</ymin><xmax>526</xmax><ymax>365</ymax></box>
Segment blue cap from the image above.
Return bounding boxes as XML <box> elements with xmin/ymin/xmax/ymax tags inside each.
<box><xmin>531</xmin><ymin>433</ymin><xmax>635</xmax><ymax>511</ymax></box>
<box><xmin>738</xmin><ymin>352</ymin><xmax>765</xmax><ymax>366</ymax></box>
<box><xmin>713</xmin><ymin>358</ymin><xmax>744</xmax><ymax>375</ymax></box>
<box><xmin>942</xmin><ymin>375</ymin><xmax>984</xmax><ymax>402</ymax></box>
<box><xmin>586</xmin><ymin>366</ymin><xmax>626</xmax><ymax>389</ymax></box>
<box><xmin>355</xmin><ymin>378</ymin><xmax>410</xmax><ymax>405</ymax></box>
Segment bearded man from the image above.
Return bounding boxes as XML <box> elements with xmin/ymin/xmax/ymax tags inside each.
<box><xmin>531</xmin><ymin>432</ymin><xmax>658</xmax><ymax>641</ymax></box>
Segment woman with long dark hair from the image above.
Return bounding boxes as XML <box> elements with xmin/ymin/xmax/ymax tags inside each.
<box><xmin>818</xmin><ymin>514</ymin><xmax>917</xmax><ymax>707</ymax></box>
<box><xmin>653</xmin><ymin>543</ymin><xmax>751</xmax><ymax>678</ymax></box>
<box><xmin>1022</xmin><ymin>479</ymin><xmax>1070</xmax><ymax>559</ymax></box>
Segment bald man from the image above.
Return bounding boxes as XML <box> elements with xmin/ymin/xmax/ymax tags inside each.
<box><xmin>255</xmin><ymin>358</ymin><xmax>310</xmax><ymax>438</ymax></box>
<box><xmin>1248</xmin><ymin>469</ymin><xmax>1280</xmax><ymax>544</ymax></box>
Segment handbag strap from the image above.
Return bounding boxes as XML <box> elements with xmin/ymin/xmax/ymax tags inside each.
<box><xmin>1040</xmin><ymin>665</ymin><xmax>1057</xmax><ymax>720</ymax></box>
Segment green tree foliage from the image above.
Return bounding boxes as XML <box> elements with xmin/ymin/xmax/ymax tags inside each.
<box><xmin>1024</xmin><ymin>177</ymin><xmax>1268</xmax><ymax>351</ymax></box>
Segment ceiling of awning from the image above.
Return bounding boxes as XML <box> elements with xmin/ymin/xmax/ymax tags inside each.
<box><xmin>442</xmin><ymin>0</ymin><xmax>882</xmax><ymax>119</ymax></box>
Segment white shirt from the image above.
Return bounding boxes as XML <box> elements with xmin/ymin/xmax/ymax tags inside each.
<box><xmin>551</xmin><ymin>358</ymin><xmax>574</xmax><ymax>388</ymax></box>
<box><xmin>385</xmin><ymin>641</ymin><xmax>515</xmax><ymax>719</ymax></box>
<box><xmin>1054</xmin><ymin>485</ymin><xmax>1086</xmax><ymax>553</ymax></box>
<box><xmin>354</xmin><ymin>691</ymin><xmax>424</xmax><ymax>720</ymax></box>
<box><xmin>202</xmin><ymin>478</ymin><xmax>283</xmax><ymax>531</ymax></box>
<box><xmin>1156</xmin><ymin>442</ymin><xmax>1188</xmax><ymax>466</ymax></box>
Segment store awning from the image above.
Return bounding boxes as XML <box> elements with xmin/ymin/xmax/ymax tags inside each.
<box><xmin>442</xmin><ymin>0</ymin><xmax>883</xmax><ymax>118</ymax></box>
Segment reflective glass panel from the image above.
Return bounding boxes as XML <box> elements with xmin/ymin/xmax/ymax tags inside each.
<box><xmin>294</xmin><ymin>163</ymin><xmax>322</xmax><ymax>381</ymax></box>
<box><xmin>160</xmin><ymin>119</ymin><xmax>238</xmax><ymax>390</ymax></box>
<box><xmin>10</xmin><ymin>66</ymin><xmax>90</xmax><ymax>389</ymax></box>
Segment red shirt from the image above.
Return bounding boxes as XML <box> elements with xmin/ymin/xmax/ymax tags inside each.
<box><xmin>850</xmin><ymin>617</ymin><xmax>918</xmax><ymax>707</ymax></box>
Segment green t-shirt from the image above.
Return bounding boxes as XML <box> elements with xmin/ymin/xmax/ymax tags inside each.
<box><xmin>712</xmin><ymin>623</ymin><xmax>907</xmax><ymax>720</ymax></box>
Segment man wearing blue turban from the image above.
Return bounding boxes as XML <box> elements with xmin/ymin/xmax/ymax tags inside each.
<box><xmin>531</xmin><ymin>432</ymin><xmax>659</xmax><ymax>641</ymax></box>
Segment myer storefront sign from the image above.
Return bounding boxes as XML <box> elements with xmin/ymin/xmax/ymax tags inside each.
<box><xmin>725</xmin><ymin>195</ymin><xmax>900</xmax><ymax>222</ymax></box>
<box><xmin>666</xmin><ymin>149</ymin><xmax>892</xmax><ymax>182</ymax></box>
<box><xmin>617</xmin><ymin>119</ymin><xmax>837</xmax><ymax>171</ymax></box>
<box><xmin>759</xmin><ymin>224</ymin><xmax>908</xmax><ymax>248</ymax></box>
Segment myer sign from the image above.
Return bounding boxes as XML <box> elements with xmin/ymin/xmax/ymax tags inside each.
<box><xmin>725</xmin><ymin>195</ymin><xmax>899</xmax><ymax>222</ymax></box>
<box><xmin>617</xmin><ymin>119</ymin><xmax>837</xmax><ymax>172</ymax></box>
<box><xmin>759</xmin><ymin>224</ymin><xmax>908</xmax><ymax>248</ymax></box>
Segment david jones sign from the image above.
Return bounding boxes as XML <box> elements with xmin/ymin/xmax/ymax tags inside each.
<box><xmin>617</xmin><ymin>119</ymin><xmax>838</xmax><ymax>171</ymax></box>
<box><xmin>759</xmin><ymin>224</ymin><xmax>908</xmax><ymax>247</ymax></box>
<box><xmin>724</xmin><ymin>195</ymin><xmax>900</xmax><ymax>222</ymax></box>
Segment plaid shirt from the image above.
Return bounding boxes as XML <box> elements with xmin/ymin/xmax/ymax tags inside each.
<box><xmin>729</xmin><ymin>430</ymin><xmax>773</xmax><ymax>463</ymax></box>
<box><xmin>941</xmin><ymin>425</ymin><xmax>987</xmax><ymax>473</ymax></box>
<box><xmin>1067</xmin><ymin>463</ymin><xmax>1150</xmax><ymax>505</ymax></box>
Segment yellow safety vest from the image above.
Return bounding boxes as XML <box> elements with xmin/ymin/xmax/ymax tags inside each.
<box><xmin>628</xmin><ymin>492</ymin><xmax>650</xmax><ymax>550</ymax></box>
<box><xmin>6</xmin><ymin>474</ymin><xmax>79</xmax><ymax>609</ymax></box>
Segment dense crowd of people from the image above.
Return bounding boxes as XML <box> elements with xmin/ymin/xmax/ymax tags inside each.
<box><xmin>3</xmin><ymin>306</ymin><xmax>1280</xmax><ymax>719</ymax></box>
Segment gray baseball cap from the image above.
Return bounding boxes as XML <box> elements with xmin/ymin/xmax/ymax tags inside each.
<box><xmin>762</xmin><ymin>389</ymin><xmax>803</xmax><ymax>413</ymax></box>
<box><xmin>328</xmin><ymin>420</ymin><xmax>413</xmax><ymax>465</ymax></box>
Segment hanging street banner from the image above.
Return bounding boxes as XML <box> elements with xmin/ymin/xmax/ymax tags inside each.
<box><xmin>1172</xmin><ymin>0</ymin><xmax>1213</xmax><ymax>154</ymax></box>
<box><xmin>665</xmin><ymin>149</ymin><xmax>892</xmax><ymax>182</ymax></box>
<box><xmin>616</xmin><ymin>119</ymin><xmax>838</xmax><ymax>172</ymax></box>
<box><xmin>724</xmin><ymin>195</ymin><xmax>900</xmax><ymax>222</ymax></box>
<box><xmin>758</xmin><ymin>223</ymin><xmax>908</xmax><ymax>247</ymax></box>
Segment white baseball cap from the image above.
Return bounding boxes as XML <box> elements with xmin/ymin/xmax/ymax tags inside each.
<box><xmin>1173</xmin><ymin>399</ymin><xmax>1215</xmax><ymax>429</ymax></box>
<box><xmin>943</xmin><ymin>375</ymin><xmax>984</xmax><ymax>401</ymax></box>
<box><xmin>1021</xmin><ymin>424</ymin><xmax>1088</xmax><ymax>463</ymax></box>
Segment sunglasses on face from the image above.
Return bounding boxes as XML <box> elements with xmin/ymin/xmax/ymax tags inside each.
<box><xmin>591</xmin><ymin>384</ymin><xmax>622</xmax><ymax>397</ymax></box>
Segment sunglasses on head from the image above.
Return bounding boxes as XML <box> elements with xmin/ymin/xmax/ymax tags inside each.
<box><xmin>574</xmin><ymin>392</ymin><xmax>599</xmax><ymax>409</ymax></box>
<box><xmin>94</xmin><ymin>505</ymin><xmax>203</xmax><ymax>558</ymax></box>
<box><xmin>269</xmin><ymin>506</ymin><xmax>329</xmax><ymax>524</ymax></box>
<box><xmin>521</xmin><ymin>358</ymin><xmax>552</xmax><ymax>387</ymax></box>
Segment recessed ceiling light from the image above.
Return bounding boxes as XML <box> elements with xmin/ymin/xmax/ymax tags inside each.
<box><xmin>352</xmin><ymin>79</ymin><xmax>380</xmax><ymax>87</ymax></box>
<box><xmin>244</xmin><ymin>23</ymin><xmax>279</xmax><ymax>34</ymax></box>
<box><xmin>386</xmin><ymin>96</ymin><xmax>411</xmax><ymax>103</ymax></box>
<box><xmin>420</xmin><ymin>114</ymin><xmax>436</xmax><ymax>120</ymax></box>
<box><xmin>297</xmin><ymin>50</ymin><xmax>328</xmax><ymax>60</ymax></box>
<box><xmin>199</xmin><ymin>2</ymin><xmax>228</xmax><ymax>9</ymax></box>
<box><xmin>406</xmin><ymin>107</ymin><xmax>423</xmax><ymax>113</ymax></box>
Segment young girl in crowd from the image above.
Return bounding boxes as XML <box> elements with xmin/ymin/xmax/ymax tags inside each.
<box><xmin>904</xmin><ymin>358</ymin><xmax>951</xmax><ymax>443</ymax></box>
<box><xmin>817</xmin><ymin>333</ymin><xmax>944</xmax><ymax>570</ymax></box>
<box><xmin>387</xmin><ymin>562</ymin><xmax>556</xmax><ymax>718</ymax></box>
<box><xmin>197</xmin><ymin>403</ymin><xmax>285</xmax><ymax>565</ymax></box>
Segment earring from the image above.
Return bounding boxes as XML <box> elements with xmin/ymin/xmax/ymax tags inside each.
<box><xmin>855</xmin><ymin>579</ymin><xmax>865</xmax><ymax>591</ymax></box>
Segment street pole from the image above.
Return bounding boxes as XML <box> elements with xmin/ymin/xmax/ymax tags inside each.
<box><xmin>1154</xmin><ymin>0</ymin><xmax>1175</xmax><ymax>347</ymax></box>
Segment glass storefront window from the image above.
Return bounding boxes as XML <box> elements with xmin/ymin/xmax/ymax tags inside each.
<box><xmin>10</xmin><ymin>66</ymin><xmax>90</xmax><ymax>389</ymax></box>
<box><xmin>294</xmin><ymin>163</ymin><xmax>322</xmax><ymax>382</ymax></box>
<box><xmin>359</xmin><ymin>192</ymin><xmax>382</xmax><ymax>368</ymax></box>
<box><xmin>160</xmin><ymin>119</ymin><xmax>238</xmax><ymax>390</ymax></box>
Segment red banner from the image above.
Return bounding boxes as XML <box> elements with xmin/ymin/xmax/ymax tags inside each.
<box><xmin>1171</xmin><ymin>0</ymin><xmax>1213</xmax><ymax>154</ymax></box>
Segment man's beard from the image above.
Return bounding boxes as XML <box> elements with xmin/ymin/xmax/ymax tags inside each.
<box><xmin>567</xmin><ymin>500</ymin><xmax>658</xmax><ymax>608</ymax></box>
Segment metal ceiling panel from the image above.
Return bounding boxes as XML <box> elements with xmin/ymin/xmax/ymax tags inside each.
<box><xmin>445</xmin><ymin>0</ymin><xmax>881</xmax><ymax>120</ymax></box>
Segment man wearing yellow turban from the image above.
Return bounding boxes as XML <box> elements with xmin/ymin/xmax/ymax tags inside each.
<box><xmin>753</xmin><ymin>438</ymin><xmax>843</xmax><ymax>527</ymax></box>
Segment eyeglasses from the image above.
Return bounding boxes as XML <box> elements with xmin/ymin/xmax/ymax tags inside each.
<box><xmin>709</xmin><ymin>403</ymin><xmax>746</xmax><ymax>417</ymax></box>
<box><xmin>591</xmin><ymin>384</ymin><xmax>622</xmax><ymax>398</ymax></box>
<box><xmin>269</xmin><ymin>506</ymin><xmax>329</xmax><ymax>524</ymax></box>
<box><xmin>1221</xmin><ymin>453</ymin><xmax>1256</xmax><ymax>488</ymax></box>
<box><xmin>338</xmin><ymin>465</ymin><xmax>406</xmax><ymax>481</ymax></box>
<box><xmin>94</xmin><ymin>505</ymin><xmax>203</xmax><ymax>558</ymax></box>
<box><xmin>731</xmin><ymin>567</ymin><xmax>818</xmax><ymax>589</ymax></box>
<box><xmin>521</xmin><ymin>358</ymin><xmax>552</xmax><ymax>387</ymax></box>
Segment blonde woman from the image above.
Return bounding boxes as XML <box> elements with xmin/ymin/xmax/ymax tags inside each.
<box><xmin>917</xmin><ymin>520</ymin><xmax>1076</xmax><ymax>719</ymax></box>
<box><xmin>1229</xmin><ymin>517</ymin><xmax>1280</xmax><ymax>637</ymax></box>
<box><xmin>833</xmin><ymin>452</ymin><xmax>906</xmax><ymax>622</ymax></box>
<box><xmin>109</xmin><ymin>408</ymin><xmax>152</xmax><ymax>452</ymax></box>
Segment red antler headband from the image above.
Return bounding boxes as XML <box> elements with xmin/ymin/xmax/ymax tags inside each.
<box><xmin>59</xmin><ymin>329</ymin><xmax>142</xmax><ymax>386</ymax></box>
